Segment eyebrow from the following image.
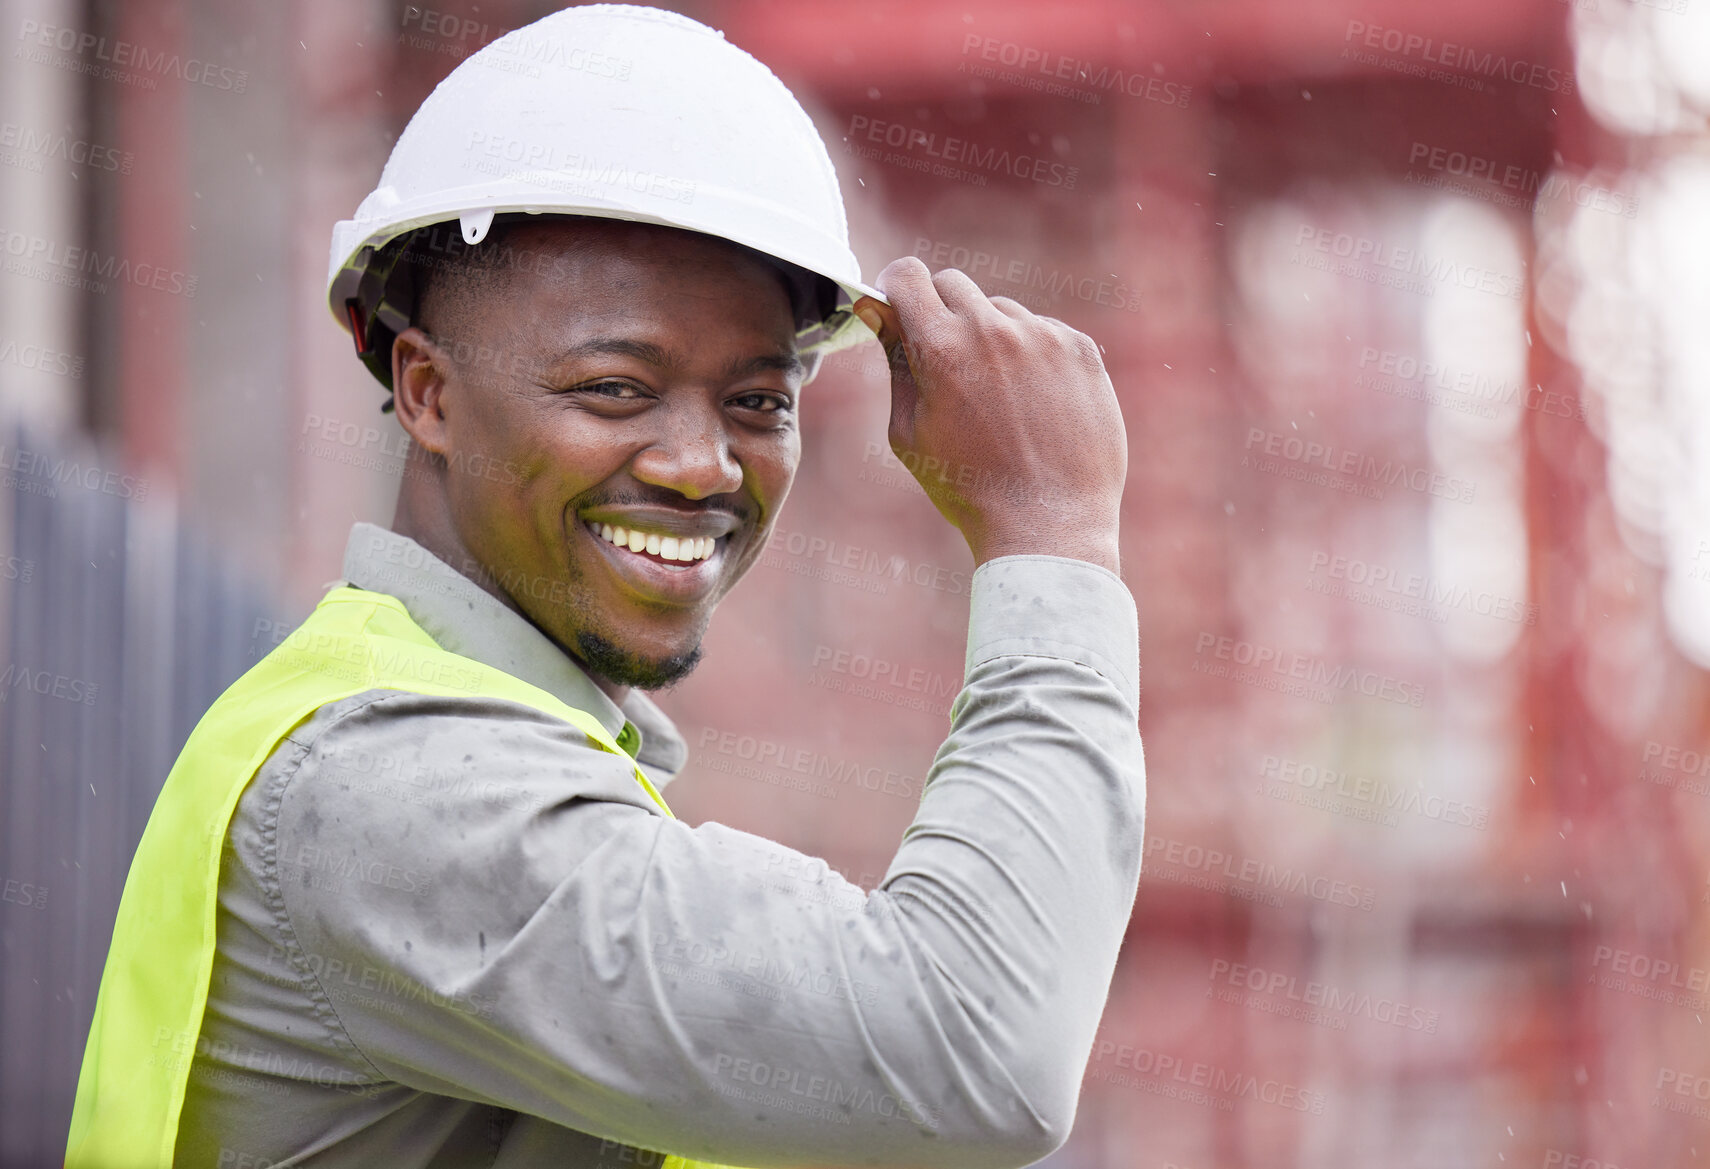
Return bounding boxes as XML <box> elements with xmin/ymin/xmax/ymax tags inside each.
<box><xmin>552</xmin><ymin>337</ymin><xmax>805</xmax><ymax>382</ymax></box>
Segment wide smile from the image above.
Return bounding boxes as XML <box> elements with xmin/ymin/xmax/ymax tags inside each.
<box><xmin>579</xmin><ymin>516</ymin><xmax>731</xmax><ymax>606</ymax></box>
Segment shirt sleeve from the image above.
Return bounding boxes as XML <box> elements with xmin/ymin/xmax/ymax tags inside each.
<box><xmin>270</xmin><ymin>554</ymin><xmax>1145</xmax><ymax>1169</ymax></box>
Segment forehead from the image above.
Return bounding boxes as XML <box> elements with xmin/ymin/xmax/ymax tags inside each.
<box><xmin>466</xmin><ymin>217</ymin><xmax>794</xmax><ymax>318</ymax></box>
<box><xmin>427</xmin><ymin>217</ymin><xmax>800</xmax><ymax>369</ymax></box>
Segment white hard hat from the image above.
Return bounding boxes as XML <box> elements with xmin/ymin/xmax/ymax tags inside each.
<box><xmin>327</xmin><ymin>3</ymin><xmax>883</xmax><ymax>396</ymax></box>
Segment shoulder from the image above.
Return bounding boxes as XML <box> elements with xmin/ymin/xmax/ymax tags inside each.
<box><xmin>242</xmin><ymin>687</ymin><xmax>674</xmax><ymax>1006</ymax></box>
<box><xmin>223</xmin><ymin>686</ymin><xmax>667</xmax><ymax>943</ymax></box>
<box><xmin>272</xmin><ymin>687</ymin><xmax>664</xmax><ymax>824</ymax></box>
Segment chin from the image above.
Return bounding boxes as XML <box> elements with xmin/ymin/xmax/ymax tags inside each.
<box><xmin>575</xmin><ymin>628</ymin><xmax>704</xmax><ymax>691</ymax></box>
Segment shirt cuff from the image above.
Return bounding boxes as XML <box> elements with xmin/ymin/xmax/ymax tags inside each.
<box><xmin>964</xmin><ymin>554</ymin><xmax>1140</xmax><ymax>711</ymax></box>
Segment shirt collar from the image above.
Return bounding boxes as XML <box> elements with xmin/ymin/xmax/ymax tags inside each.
<box><xmin>339</xmin><ymin>522</ymin><xmax>687</xmax><ymax>785</ymax></box>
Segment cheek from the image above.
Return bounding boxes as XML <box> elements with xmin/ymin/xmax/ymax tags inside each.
<box><xmin>750</xmin><ymin>432</ymin><xmax>801</xmax><ymax>507</ymax></box>
<box><xmin>500</xmin><ymin>415</ymin><xmax>611</xmax><ymax>509</ymax></box>
<box><xmin>442</xmin><ymin>429</ymin><xmax>563</xmax><ymax>557</ymax></box>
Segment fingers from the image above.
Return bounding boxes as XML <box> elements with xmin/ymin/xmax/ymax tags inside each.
<box><xmin>865</xmin><ymin>257</ymin><xmax>1029</xmax><ymax>334</ymax></box>
<box><xmin>857</xmin><ymin>257</ymin><xmax>1082</xmax><ymax>410</ymax></box>
<box><xmin>871</xmin><ymin>256</ymin><xmax>949</xmax><ymax>336</ymax></box>
<box><xmin>886</xmin><ymin>260</ymin><xmax>1028</xmax><ymax>334</ymax></box>
<box><xmin>926</xmin><ymin>265</ymin><xmax>993</xmax><ymax>315</ymax></box>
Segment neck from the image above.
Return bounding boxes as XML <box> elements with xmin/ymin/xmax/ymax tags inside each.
<box><xmin>389</xmin><ymin>486</ymin><xmax>632</xmax><ymax>708</ymax></box>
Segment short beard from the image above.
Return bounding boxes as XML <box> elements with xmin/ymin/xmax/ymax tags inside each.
<box><xmin>574</xmin><ymin>628</ymin><xmax>703</xmax><ymax>691</ymax></box>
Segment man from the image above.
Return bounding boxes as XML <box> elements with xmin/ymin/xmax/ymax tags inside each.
<box><xmin>67</xmin><ymin>7</ymin><xmax>1143</xmax><ymax>1167</ymax></box>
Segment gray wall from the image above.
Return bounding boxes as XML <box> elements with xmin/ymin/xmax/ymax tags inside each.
<box><xmin>0</xmin><ymin>417</ymin><xmax>284</xmax><ymax>1167</ymax></box>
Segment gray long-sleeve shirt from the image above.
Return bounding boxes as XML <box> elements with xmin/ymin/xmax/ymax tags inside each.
<box><xmin>172</xmin><ymin>521</ymin><xmax>1144</xmax><ymax>1168</ymax></box>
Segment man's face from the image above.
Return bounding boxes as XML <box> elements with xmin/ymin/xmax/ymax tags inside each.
<box><xmin>411</xmin><ymin>219</ymin><xmax>803</xmax><ymax>690</ymax></box>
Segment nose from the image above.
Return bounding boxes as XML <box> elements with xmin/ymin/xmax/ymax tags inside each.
<box><xmin>628</xmin><ymin>401</ymin><xmax>744</xmax><ymax>501</ymax></box>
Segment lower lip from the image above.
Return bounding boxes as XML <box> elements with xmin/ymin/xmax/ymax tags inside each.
<box><xmin>583</xmin><ymin>521</ymin><xmax>723</xmax><ymax>605</ymax></box>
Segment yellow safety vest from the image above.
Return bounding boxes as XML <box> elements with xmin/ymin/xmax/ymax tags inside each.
<box><xmin>66</xmin><ymin>584</ymin><xmax>745</xmax><ymax>1169</ymax></box>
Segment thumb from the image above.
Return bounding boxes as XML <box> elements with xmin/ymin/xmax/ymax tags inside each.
<box><xmin>853</xmin><ymin>296</ymin><xmax>921</xmax><ymax>453</ymax></box>
<box><xmin>852</xmin><ymin>295</ymin><xmax>917</xmax><ymax>386</ymax></box>
<box><xmin>852</xmin><ymin>295</ymin><xmax>897</xmax><ymax>348</ymax></box>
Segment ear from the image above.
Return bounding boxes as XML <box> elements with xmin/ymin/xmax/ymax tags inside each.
<box><xmin>391</xmin><ymin>327</ymin><xmax>453</xmax><ymax>456</ymax></box>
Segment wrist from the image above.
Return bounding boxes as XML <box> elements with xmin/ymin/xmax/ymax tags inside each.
<box><xmin>971</xmin><ymin>535</ymin><xmax>1121</xmax><ymax>576</ymax></box>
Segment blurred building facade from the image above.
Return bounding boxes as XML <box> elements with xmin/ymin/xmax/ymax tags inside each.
<box><xmin>3</xmin><ymin>0</ymin><xmax>1709</xmax><ymax>1165</ymax></box>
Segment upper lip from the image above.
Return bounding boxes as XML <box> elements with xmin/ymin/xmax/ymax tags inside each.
<box><xmin>580</xmin><ymin>506</ymin><xmax>742</xmax><ymax>540</ymax></box>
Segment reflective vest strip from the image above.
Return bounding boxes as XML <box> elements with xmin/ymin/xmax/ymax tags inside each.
<box><xmin>66</xmin><ymin>586</ymin><xmax>739</xmax><ymax>1167</ymax></box>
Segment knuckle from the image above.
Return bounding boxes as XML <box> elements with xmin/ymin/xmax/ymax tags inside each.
<box><xmin>971</xmin><ymin>315</ymin><xmax>1024</xmax><ymax>352</ymax></box>
<box><xmin>1044</xmin><ymin>320</ymin><xmax>1097</xmax><ymax>358</ymax></box>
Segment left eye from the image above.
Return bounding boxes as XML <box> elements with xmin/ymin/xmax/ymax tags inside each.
<box><xmin>733</xmin><ymin>392</ymin><xmax>790</xmax><ymax>413</ymax></box>
<box><xmin>578</xmin><ymin>381</ymin><xmax>644</xmax><ymax>398</ymax></box>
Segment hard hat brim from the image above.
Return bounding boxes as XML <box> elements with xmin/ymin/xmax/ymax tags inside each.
<box><xmin>330</xmin><ymin>206</ymin><xmax>886</xmax><ymax>395</ymax></box>
<box><xmin>329</xmin><ymin>198</ymin><xmax>886</xmax><ymax>330</ymax></box>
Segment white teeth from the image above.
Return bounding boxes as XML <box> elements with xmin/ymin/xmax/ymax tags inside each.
<box><xmin>592</xmin><ymin>522</ymin><xmax>717</xmax><ymax>561</ymax></box>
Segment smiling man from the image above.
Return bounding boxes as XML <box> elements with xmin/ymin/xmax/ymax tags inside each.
<box><xmin>67</xmin><ymin>7</ymin><xmax>1144</xmax><ymax>1169</ymax></box>
<box><xmin>388</xmin><ymin>216</ymin><xmax>807</xmax><ymax>698</ymax></box>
